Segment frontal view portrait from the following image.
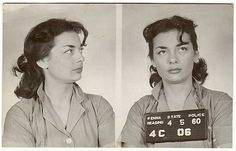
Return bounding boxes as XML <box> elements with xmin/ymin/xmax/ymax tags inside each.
<box><xmin>121</xmin><ymin>15</ymin><xmax>232</xmax><ymax>148</ymax></box>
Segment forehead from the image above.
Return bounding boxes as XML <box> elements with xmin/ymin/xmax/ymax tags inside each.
<box><xmin>53</xmin><ymin>31</ymin><xmax>81</xmax><ymax>46</ymax></box>
<box><xmin>153</xmin><ymin>29</ymin><xmax>191</xmax><ymax>46</ymax></box>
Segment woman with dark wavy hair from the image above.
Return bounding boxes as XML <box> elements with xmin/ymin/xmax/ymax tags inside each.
<box><xmin>121</xmin><ymin>15</ymin><xmax>232</xmax><ymax>148</ymax></box>
<box><xmin>3</xmin><ymin>18</ymin><xmax>114</xmax><ymax>147</ymax></box>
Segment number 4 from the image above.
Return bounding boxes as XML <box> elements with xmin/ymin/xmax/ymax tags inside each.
<box><xmin>167</xmin><ymin>120</ymin><xmax>172</xmax><ymax>126</ymax></box>
<box><xmin>149</xmin><ymin>130</ymin><xmax>156</xmax><ymax>137</ymax></box>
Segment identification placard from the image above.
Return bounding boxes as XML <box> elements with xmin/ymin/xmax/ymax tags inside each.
<box><xmin>145</xmin><ymin>109</ymin><xmax>208</xmax><ymax>143</ymax></box>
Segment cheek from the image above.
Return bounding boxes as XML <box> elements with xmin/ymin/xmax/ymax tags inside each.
<box><xmin>182</xmin><ymin>57</ymin><xmax>195</xmax><ymax>71</ymax></box>
<box><xmin>153</xmin><ymin>56</ymin><xmax>166</xmax><ymax>68</ymax></box>
<box><xmin>154</xmin><ymin>60</ymin><xmax>167</xmax><ymax>76</ymax></box>
<box><xmin>49</xmin><ymin>57</ymin><xmax>73</xmax><ymax>70</ymax></box>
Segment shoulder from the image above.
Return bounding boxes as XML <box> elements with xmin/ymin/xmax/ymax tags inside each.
<box><xmin>83</xmin><ymin>93</ymin><xmax>113</xmax><ymax>111</ymax></box>
<box><xmin>6</xmin><ymin>98</ymin><xmax>35</xmax><ymax>118</ymax></box>
<box><xmin>201</xmin><ymin>86</ymin><xmax>232</xmax><ymax>102</ymax></box>
<box><xmin>201</xmin><ymin>86</ymin><xmax>232</xmax><ymax>109</ymax></box>
<box><xmin>128</xmin><ymin>95</ymin><xmax>155</xmax><ymax>115</ymax></box>
<box><xmin>83</xmin><ymin>93</ymin><xmax>114</xmax><ymax>124</ymax></box>
<box><xmin>73</xmin><ymin>83</ymin><xmax>113</xmax><ymax>111</ymax></box>
<box><xmin>4</xmin><ymin>98</ymin><xmax>36</xmax><ymax>129</ymax></box>
<box><xmin>136</xmin><ymin>95</ymin><xmax>156</xmax><ymax>106</ymax></box>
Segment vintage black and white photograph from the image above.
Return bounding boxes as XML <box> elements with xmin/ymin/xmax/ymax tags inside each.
<box><xmin>2</xmin><ymin>4</ymin><xmax>116</xmax><ymax>147</ymax></box>
<box><xmin>119</xmin><ymin>4</ymin><xmax>233</xmax><ymax>148</ymax></box>
<box><xmin>1</xmin><ymin>3</ymin><xmax>234</xmax><ymax>149</ymax></box>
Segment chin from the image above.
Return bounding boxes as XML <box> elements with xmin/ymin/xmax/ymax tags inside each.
<box><xmin>165</xmin><ymin>76</ymin><xmax>190</xmax><ymax>84</ymax></box>
<box><xmin>167</xmin><ymin>80</ymin><xmax>183</xmax><ymax>84</ymax></box>
<box><xmin>67</xmin><ymin>75</ymin><xmax>82</xmax><ymax>83</ymax></box>
<box><xmin>74</xmin><ymin>76</ymin><xmax>82</xmax><ymax>81</ymax></box>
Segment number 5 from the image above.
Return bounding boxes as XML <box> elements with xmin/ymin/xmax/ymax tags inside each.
<box><xmin>180</xmin><ymin>119</ymin><xmax>184</xmax><ymax>125</ymax></box>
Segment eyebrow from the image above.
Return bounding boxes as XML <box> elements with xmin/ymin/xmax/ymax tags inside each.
<box><xmin>63</xmin><ymin>45</ymin><xmax>75</xmax><ymax>48</ymax></box>
<box><xmin>176</xmin><ymin>42</ymin><xmax>189</xmax><ymax>47</ymax></box>
<box><xmin>155</xmin><ymin>42</ymin><xmax>189</xmax><ymax>49</ymax></box>
<box><xmin>155</xmin><ymin>46</ymin><xmax>167</xmax><ymax>49</ymax></box>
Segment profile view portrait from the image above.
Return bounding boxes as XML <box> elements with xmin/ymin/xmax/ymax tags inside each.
<box><xmin>121</xmin><ymin>15</ymin><xmax>232</xmax><ymax>148</ymax></box>
<box><xmin>2</xmin><ymin>18</ymin><xmax>115</xmax><ymax>147</ymax></box>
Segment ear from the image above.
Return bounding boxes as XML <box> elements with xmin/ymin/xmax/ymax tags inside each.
<box><xmin>36</xmin><ymin>58</ymin><xmax>49</xmax><ymax>69</ymax></box>
<box><xmin>151</xmin><ymin>60</ymin><xmax>157</xmax><ymax>68</ymax></box>
<box><xmin>193</xmin><ymin>51</ymin><xmax>199</xmax><ymax>63</ymax></box>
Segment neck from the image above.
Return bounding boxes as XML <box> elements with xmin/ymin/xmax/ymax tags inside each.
<box><xmin>163</xmin><ymin>77</ymin><xmax>193</xmax><ymax>108</ymax></box>
<box><xmin>44</xmin><ymin>78</ymin><xmax>73</xmax><ymax>106</ymax></box>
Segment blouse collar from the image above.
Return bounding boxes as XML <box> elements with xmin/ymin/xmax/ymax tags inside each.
<box><xmin>36</xmin><ymin>82</ymin><xmax>85</xmax><ymax>103</ymax></box>
<box><xmin>151</xmin><ymin>78</ymin><xmax>203</xmax><ymax>103</ymax></box>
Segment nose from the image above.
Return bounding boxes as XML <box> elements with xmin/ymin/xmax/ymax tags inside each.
<box><xmin>74</xmin><ymin>49</ymin><xmax>84</xmax><ymax>63</ymax></box>
<box><xmin>168</xmin><ymin>51</ymin><xmax>178</xmax><ymax>64</ymax></box>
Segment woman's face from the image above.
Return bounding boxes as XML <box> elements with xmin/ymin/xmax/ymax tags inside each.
<box><xmin>152</xmin><ymin>29</ymin><xmax>198</xmax><ymax>84</ymax></box>
<box><xmin>43</xmin><ymin>31</ymin><xmax>84</xmax><ymax>83</ymax></box>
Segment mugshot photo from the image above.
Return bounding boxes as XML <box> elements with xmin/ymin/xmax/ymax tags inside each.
<box><xmin>2</xmin><ymin>4</ymin><xmax>116</xmax><ymax>147</ymax></box>
<box><xmin>119</xmin><ymin>4</ymin><xmax>233</xmax><ymax>148</ymax></box>
<box><xmin>2</xmin><ymin>3</ymin><xmax>234</xmax><ymax>148</ymax></box>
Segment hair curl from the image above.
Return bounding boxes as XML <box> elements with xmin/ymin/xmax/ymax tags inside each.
<box><xmin>12</xmin><ymin>18</ymin><xmax>88</xmax><ymax>99</ymax></box>
<box><xmin>143</xmin><ymin>15</ymin><xmax>208</xmax><ymax>88</ymax></box>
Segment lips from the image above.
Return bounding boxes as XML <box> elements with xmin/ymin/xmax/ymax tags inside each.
<box><xmin>73</xmin><ymin>67</ymin><xmax>83</xmax><ymax>73</ymax></box>
<box><xmin>168</xmin><ymin>68</ymin><xmax>181</xmax><ymax>74</ymax></box>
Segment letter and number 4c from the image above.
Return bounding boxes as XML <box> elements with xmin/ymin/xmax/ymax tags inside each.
<box><xmin>149</xmin><ymin>130</ymin><xmax>165</xmax><ymax>138</ymax></box>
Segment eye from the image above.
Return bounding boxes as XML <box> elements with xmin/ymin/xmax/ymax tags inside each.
<box><xmin>64</xmin><ymin>48</ymin><xmax>73</xmax><ymax>54</ymax></box>
<box><xmin>79</xmin><ymin>47</ymin><xmax>84</xmax><ymax>53</ymax></box>
<box><xmin>157</xmin><ymin>50</ymin><xmax>167</xmax><ymax>55</ymax></box>
<box><xmin>179</xmin><ymin>46</ymin><xmax>188</xmax><ymax>52</ymax></box>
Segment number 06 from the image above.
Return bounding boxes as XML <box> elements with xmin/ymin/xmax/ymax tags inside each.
<box><xmin>177</xmin><ymin>128</ymin><xmax>191</xmax><ymax>136</ymax></box>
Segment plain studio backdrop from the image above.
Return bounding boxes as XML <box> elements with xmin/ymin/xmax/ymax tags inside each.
<box><xmin>2</xmin><ymin>4</ymin><xmax>233</xmax><ymax>145</ymax></box>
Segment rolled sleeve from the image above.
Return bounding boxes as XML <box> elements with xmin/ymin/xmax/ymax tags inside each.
<box><xmin>212</xmin><ymin>93</ymin><xmax>232</xmax><ymax>148</ymax></box>
<box><xmin>97</xmin><ymin>96</ymin><xmax>115</xmax><ymax>147</ymax></box>
<box><xmin>3</xmin><ymin>105</ymin><xmax>35</xmax><ymax>147</ymax></box>
<box><xmin>120</xmin><ymin>102</ymin><xmax>146</xmax><ymax>147</ymax></box>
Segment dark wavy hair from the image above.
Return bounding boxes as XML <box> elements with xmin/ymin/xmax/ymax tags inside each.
<box><xmin>143</xmin><ymin>15</ymin><xmax>208</xmax><ymax>88</ymax></box>
<box><xmin>12</xmin><ymin>18</ymin><xmax>88</xmax><ymax>99</ymax></box>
